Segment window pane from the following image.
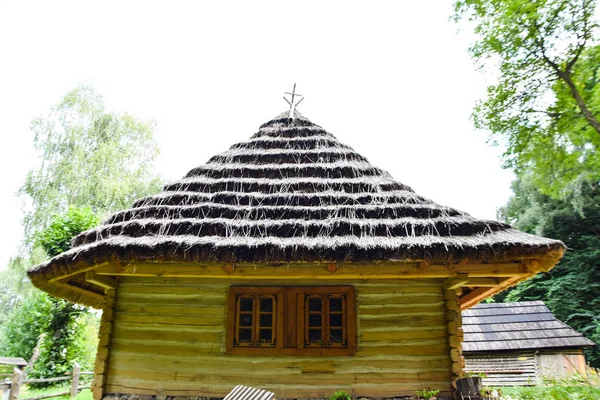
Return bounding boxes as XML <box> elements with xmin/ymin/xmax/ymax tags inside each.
<box><xmin>238</xmin><ymin>328</ymin><xmax>252</xmax><ymax>343</ymax></box>
<box><xmin>329</xmin><ymin>297</ymin><xmax>343</xmax><ymax>312</ymax></box>
<box><xmin>329</xmin><ymin>329</ymin><xmax>343</xmax><ymax>344</ymax></box>
<box><xmin>308</xmin><ymin>314</ymin><xmax>322</xmax><ymax>327</ymax></box>
<box><xmin>239</xmin><ymin>313</ymin><xmax>253</xmax><ymax>327</ymax></box>
<box><xmin>308</xmin><ymin>329</ymin><xmax>323</xmax><ymax>344</ymax></box>
<box><xmin>330</xmin><ymin>314</ymin><xmax>342</xmax><ymax>327</ymax></box>
<box><xmin>259</xmin><ymin>329</ymin><xmax>272</xmax><ymax>344</ymax></box>
<box><xmin>240</xmin><ymin>297</ymin><xmax>253</xmax><ymax>312</ymax></box>
<box><xmin>260</xmin><ymin>313</ymin><xmax>273</xmax><ymax>327</ymax></box>
<box><xmin>260</xmin><ymin>297</ymin><xmax>273</xmax><ymax>312</ymax></box>
<box><xmin>308</xmin><ymin>297</ymin><xmax>322</xmax><ymax>311</ymax></box>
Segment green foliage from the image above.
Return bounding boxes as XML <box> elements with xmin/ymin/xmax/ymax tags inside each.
<box><xmin>496</xmin><ymin>176</ymin><xmax>600</xmax><ymax>366</ymax></box>
<box><xmin>29</xmin><ymin>298</ymin><xmax>88</xmax><ymax>386</ymax></box>
<box><xmin>453</xmin><ymin>0</ymin><xmax>600</xmax><ymax>197</ymax></box>
<box><xmin>501</xmin><ymin>373</ymin><xmax>600</xmax><ymax>399</ymax></box>
<box><xmin>20</xmin><ymin>85</ymin><xmax>162</xmax><ymax>246</ymax></box>
<box><xmin>0</xmin><ymin>290</ymin><xmax>52</xmax><ymax>360</ymax></box>
<box><xmin>479</xmin><ymin>386</ymin><xmax>500</xmax><ymax>397</ymax></box>
<box><xmin>35</xmin><ymin>207</ymin><xmax>99</xmax><ymax>258</ymax></box>
<box><xmin>0</xmin><ymin>85</ymin><xmax>162</xmax><ymax>384</ymax></box>
<box><xmin>21</xmin><ymin>385</ymin><xmax>93</xmax><ymax>400</ymax></box>
<box><xmin>464</xmin><ymin>371</ymin><xmax>488</xmax><ymax>378</ymax></box>
<box><xmin>415</xmin><ymin>389</ymin><xmax>440</xmax><ymax>399</ymax></box>
<box><xmin>329</xmin><ymin>391</ymin><xmax>351</xmax><ymax>400</ymax></box>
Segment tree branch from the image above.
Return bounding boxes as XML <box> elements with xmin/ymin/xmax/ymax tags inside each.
<box><xmin>557</xmin><ymin>70</ymin><xmax>600</xmax><ymax>135</ymax></box>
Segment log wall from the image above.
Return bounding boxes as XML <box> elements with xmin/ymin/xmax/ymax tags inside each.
<box><xmin>104</xmin><ymin>277</ymin><xmax>452</xmax><ymax>398</ymax></box>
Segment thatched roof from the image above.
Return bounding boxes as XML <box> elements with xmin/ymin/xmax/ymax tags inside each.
<box><xmin>463</xmin><ymin>301</ymin><xmax>595</xmax><ymax>352</ymax></box>
<box><xmin>29</xmin><ymin>111</ymin><xmax>564</xmax><ymax>281</ymax></box>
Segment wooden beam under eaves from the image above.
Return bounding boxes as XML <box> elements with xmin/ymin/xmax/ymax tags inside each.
<box><xmin>85</xmin><ymin>271</ymin><xmax>118</xmax><ymax>291</ymax></box>
<box><xmin>444</xmin><ymin>273</ymin><xmax>469</xmax><ymax>290</ymax></box>
<box><xmin>94</xmin><ymin>261</ymin><xmax>530</xmax><ymax>279</ymax></box>
<box><xmin>459</xmin><ymin>275</ymin><xmax>524</xmax><ymax>309</ymax></box>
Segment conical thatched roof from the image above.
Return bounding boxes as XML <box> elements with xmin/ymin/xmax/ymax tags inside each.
<box><xmin>29</xmin><ymin>111</ymin><xmax>564</xmax><ymax>280</ymax></box>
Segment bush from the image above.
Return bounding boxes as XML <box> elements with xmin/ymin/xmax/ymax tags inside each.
<box><xmin>500</xmin><ymin>374</ymin><xmax>600</xmax><ymax>400</ymax></box>
<box><xmin>329</xmin><ymin>391</ymin><xmax>351</xmax><ymax>400</ymax></box>
<box><xmin>415</xmin><ymin>389</ymin><xmax>440</xmax><ymax>399</ymax></box>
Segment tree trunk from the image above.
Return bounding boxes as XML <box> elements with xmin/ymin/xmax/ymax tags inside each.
<box><xmin>558</xmin><ymin>70</ymin><xmax>600</xmax><ymax>135</ymax></box>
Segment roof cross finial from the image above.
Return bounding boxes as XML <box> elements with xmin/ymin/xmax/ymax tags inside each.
<box><xmin>283</xmin><ymin>83</ymin><xmax>304</xmax><ymax>119</ymax></box>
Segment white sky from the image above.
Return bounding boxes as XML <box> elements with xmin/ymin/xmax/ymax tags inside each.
<box><xmin>0</xmin><ymin>0</ymin><xmax>514</xmax><ymax>270</ymax></box>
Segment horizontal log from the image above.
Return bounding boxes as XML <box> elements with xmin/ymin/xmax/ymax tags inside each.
<box><xmin>361</xmin><ymin>327</ymin><xmax>446</xmax><ymax>342</ymax></box>
<box><xmin>357</xmin><ymin>343</ymin><xmax>448</xmax><ymax>357</ymax></box>
<box><xmin>357</xmin><ymin>285</ymin><xmax>443</xmax><ymax>295</ymax></box>
<box><xmin>109</xmin><ymin>356</ymin><xmax>450</xmax><ymax>374</ymax></box>
<box><xmin>107</xmin><ymin>367</ymin><xmax>451</xmax><ymax>385</ymax></box>
<box><xmin>113</xmin><ymin>314</ymin><xmax>224</xmax><ymax>326</ymax></box>
<box><xmin>359</xmin><ymin>303</ymin><xmax>445</xmax><ymax>315</ymax></box>
<box><xmin>105</xmin><ymin>381</ymin><xmax>452</xmax><ymax>398</ymax></box>
<box><xmin>115</xmin><ymin>304</ymin><xmax>225</xmax><ymax>316</ymax></box>
<box><xmin>360</xmin><ymin>315</ymin><xmax>446</xmax><ymax>329</ymax></box>
<box><xmin>96</xmin><ymin>261</ymin><xmax>529</xmax><ymax>280</ymax></box>
<box><xmin>22</xmin><ymin>376</ymin><xmax>70</xmax><ymax>384</ymax></box>
<box><xmin>118</xmin><ymin>285</ymin><xmax>228</xmax><ymax>296</ymax></box>
<box><xmin>112</xmin><ymin>329</ymin><xmax>222</xmax><ymax>344</ymax></box>
<box><xmin>358</xmin><ymin>294</ymin><xmax>443</xmax><ymax>306</ymax></box>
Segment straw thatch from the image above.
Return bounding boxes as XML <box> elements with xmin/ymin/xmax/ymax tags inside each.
<box><xmin>29</xmin><ymin>111</ymin><xmax>564</xmax><ymax>281</ymax></box>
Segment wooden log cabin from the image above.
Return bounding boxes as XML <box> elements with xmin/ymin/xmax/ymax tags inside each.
<box><xmin>463</xmin><ymin>301</ymin><xmax>595</xmax><ymax>386</ymax></box>
<box><xmin>28</xmin><ymin>111</ymin><xmax>565</xmax><ymax>399</ymax></box>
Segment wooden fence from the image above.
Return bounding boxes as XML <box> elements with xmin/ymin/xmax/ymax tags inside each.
<box><xmin>0</xmin><ymin>363</ymin><xmax>92</xmax><ymax>400</ymax></box>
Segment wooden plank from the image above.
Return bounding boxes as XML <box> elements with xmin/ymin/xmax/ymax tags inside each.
<box><xmin>113</xmin><ymin>313</ymin><xmax>224</xmax><ymax>326</ymax></box>
<box><xmin>109</xmin><ymin>358</ymin><xmax>451</xmax><ymax>375</ymax></box>
<box><xmin>104</xmin><ymin>382</ymin><xmax>452</xmax><ymax>398</ymax></box>
<box><xmin>444</xmin><ymin>274</ymin><xmax>469</xmax><ymax>290</ymax></box>
<box><xmin>106</xmin><ymin>367</ymin><xmax>451</xmax><ymax>385</ymax></box>
<box><xmin>95</xmin><ymin>261</ymin><xmax>529</xmax><ymax>280</ymax></box>
<box><xmin>459</xmin><ymin>275</ymin><xmax>525</xmax><ymax>309</ymax></box>
<box><xmin>115</xmin><ymin>304</ymin><xmax>225</xmax><ymax>316</ymax></box>
<box><xmin>360</xmin><ymin>315</ymin><xmax>447</xmax><ymax>329</ymax></box>
<box><xmin>359</xmin><ymin>303</ymin><xmax>445</xmax><ymax>315</ymax></box>
<box><xmin>85</xmin><ymin>271</ymin><xmax>118</xmax><ymax>291</ymax></box>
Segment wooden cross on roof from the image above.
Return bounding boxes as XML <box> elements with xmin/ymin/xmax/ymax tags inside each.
<box><xmin>283</xmin><ymin>83</ymin><xmax>304</xmax><ymax>119</ymax></box>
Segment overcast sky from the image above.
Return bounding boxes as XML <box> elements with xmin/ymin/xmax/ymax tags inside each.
<box><xmin>0</xmin><ymin>1</ymin><xmax>514</xmax><ymax>270</ymax></box>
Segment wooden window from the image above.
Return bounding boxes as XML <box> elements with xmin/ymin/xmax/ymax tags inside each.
<box><xmin>227</xmin><ymin>286</ymin><xmax>356</xmax><ymax>356</ymax></box>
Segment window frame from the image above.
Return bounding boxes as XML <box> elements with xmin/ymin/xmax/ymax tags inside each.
<box><xmin>227</xmin><ymin>286</ymin><xmax>356</xmax><ymax>356</ymax></box>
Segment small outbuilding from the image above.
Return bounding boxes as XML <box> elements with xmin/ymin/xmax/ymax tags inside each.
<box><xmin>463</xmin><ymin>301</ymin><xmax>595</xmax><ymax>386</ymax></box>
<box><xmin>28</xmin><ymin>110</ymin><xmax>565</xmax><ymax>399</ymax></box>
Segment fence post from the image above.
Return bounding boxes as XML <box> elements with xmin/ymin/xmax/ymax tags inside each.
<box><xmin>9</xmin><ymin>368</ymin><xmax>21</xmax><ymax>400</ymax></box>
<box><xmin>70</xmin><ymin>362</ymin><xmax>80</xmax><ymax>398</ymax></box>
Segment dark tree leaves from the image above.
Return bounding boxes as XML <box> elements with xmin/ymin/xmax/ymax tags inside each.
<box><xmin>497</xmin><ymin>177</ymin><xmax>600</xmax><ymax>367</ymax></box>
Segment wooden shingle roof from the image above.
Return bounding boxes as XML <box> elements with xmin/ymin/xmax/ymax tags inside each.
<box><xmin>463</xmin><ymin>301</ymin><xmax>595</xmax><ymax>352</ymax></box>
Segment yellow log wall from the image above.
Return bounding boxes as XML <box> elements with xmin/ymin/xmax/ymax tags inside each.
<box><xmin>104</xmin><ymin>277</ymin><xmax>452</xmax><ymax>398</ymax></box>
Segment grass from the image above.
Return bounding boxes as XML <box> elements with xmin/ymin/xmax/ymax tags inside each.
<box><xmin>493</xmin><ymin>373</ymin><xmax>600</xmax><ymax>400</ymax></box>
<box><xmin>20</xmin><ymin>384</ymin><xmax>92</xmax><ymax>400</ymax></box>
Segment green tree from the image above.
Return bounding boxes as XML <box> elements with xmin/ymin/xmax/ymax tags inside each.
<box><xmin>20</xmin><ymin>85</ymin><xmax>162</xmax><ymax>245</ymax></box>
<box><xmin>35</xmin><ymin>207</ymin><xmax>99</xmax><ymax>258</ymax></box>
<box><xmin>1</xmin><ymin>86</ymin><xmax>162</xmax><ymax>379</ymax></box>
<box><xmin>497</xmin><ymin>176</ymin><xmax>600</xmax><ymax>367</ymax></box>
<box><xmin>0</xmin><ymin>248</ymin><xmax>46</xmax><ymax>327</ymax></box>
<box><xmin>0</xmin><ymin>208</ymin><xmax>100</xmax><ymax>382</ymax></box>
<box><xmin>453</xmin><ymin>0</ymin><xmax>600</xmax><ymax>196</ymax></box>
